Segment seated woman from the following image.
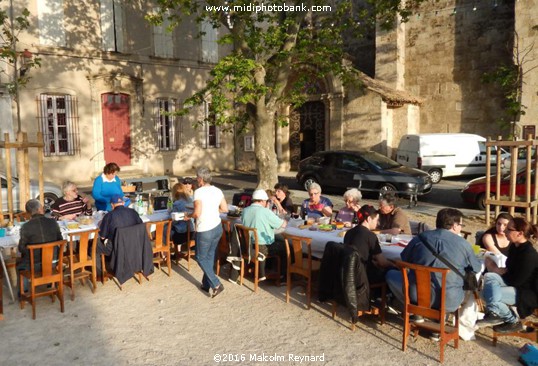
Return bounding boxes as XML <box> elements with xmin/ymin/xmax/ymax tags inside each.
<box><xmin>170</xmin><ymin>182</ymin><xmax>194</xmax><ymax>246</ymax></box>
<box><xmin>335</xmin><ymin>188</ymin><xmax>362</xmax><ymax>225</ymax></box>
<box><xmin>301</xmin><ymin>182</ymin><xmax>332</xmax><ymax>219</ymax></box>
<box><xmin>480</xmin><ymin>212</ymin><xmax>513</xmax><ymax>257</ymax></box>
<box><xmin>479</xmin><ymin>217</ymin><xmax>538</xmax><ymax>333</ymax></box>
<box><xmin>51</xmin><ymin>181</ymin><xmax>93</xmax><ymax>220</ymax></box>
<box><xmin>343</xmin><ymin>205</ymin><xmax>392</xmax><ymax>283</ymax></box>
<box><xmin>269</xmin><ymin>183</ymin><xmax>294</xmax><ymax>215</ymax></box>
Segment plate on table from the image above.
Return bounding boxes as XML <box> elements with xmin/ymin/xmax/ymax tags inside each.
<box><xmin>318</xmin><ymin>224</ymin><xmax>334</xmax><ymax>232</ymax></box>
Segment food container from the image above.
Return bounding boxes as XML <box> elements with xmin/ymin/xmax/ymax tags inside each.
<box><xmin>122</xmin><ymin>185</ymin><xmax>136</xmax><ymax>193</ymax></box>
<box><xmin>318</xmin><ymin>216</ymin><xmax>330</xmax><ymax>225</ymax></box>
<box><xmin>171</xmin><ymin>212</ymin><xmax>185</xmax><ymax>221</ymax></box>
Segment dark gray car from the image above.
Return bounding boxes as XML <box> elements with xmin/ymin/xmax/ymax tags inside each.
<box><xmin>296</xmin><ymin>150</ymin><xmax>433</xmax><ymax>196</ymax></box>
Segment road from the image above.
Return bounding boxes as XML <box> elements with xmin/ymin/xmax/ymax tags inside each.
<box><xmin>210</xmin><ymin>171</ymin><xmax>485</xmax><ymax>218</ymax></box>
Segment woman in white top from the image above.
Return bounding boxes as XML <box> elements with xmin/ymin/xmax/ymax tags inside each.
<box><xmin>186</xmin><ymin>167</ymin><xmax>227</xmax><ymax>297</ymax></box>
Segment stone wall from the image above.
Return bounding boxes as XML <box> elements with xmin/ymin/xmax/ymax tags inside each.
<box><xmin>375</xmin><ymin>0</ymin><xmax>516</xmax><ymax>142</ymax></box>
<box><xmin>515</xmin><ymin>0</ymin><xmax>538</xmax><ymax>135</ymax></box>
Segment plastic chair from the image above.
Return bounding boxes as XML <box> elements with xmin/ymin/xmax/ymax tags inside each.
<box><xmin>235</xmin><ymin>224</ymin><xmax>280</xmax><ymax>292</ymax></box>
<box><xmin>63</xmin><ymin>229</ymin><xmax>99</xmax><ymax>301</ymax></box>
<box><xmin>146</xmin><ymin>219</ymin><xmax>172</xmax><ymax>276</ymax></box>
<box><xmin>283</xmin><ymin>234</ymin><xmax>313</xmax><ymax>308</ymax></box>
<box><xmin>19</xmin><ymin>240</ymin><xmax>67</xmax><ymax>320</ymax></box>
<box><xmin>395</xmin><ymin>260</ymin><xmax>459</xmax><ymax>363</ymax></box>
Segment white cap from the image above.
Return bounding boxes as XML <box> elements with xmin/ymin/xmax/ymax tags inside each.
<box><xmin>252</xmin><ymin>189</ymin><xmax>269</xmax><ymax>201</ymax></box>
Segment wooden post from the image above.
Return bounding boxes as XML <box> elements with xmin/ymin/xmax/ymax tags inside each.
<box><xmin>525</xmin><ymin>136</ymin><xmax>533</xmax><ymax>222</ymax></box>
<box><xmin>5</xmin><ymin>133</ymin><xmax>13</xmax><ymax>219</ymax></box>
<box><xmin>16</xmin><ymin>131</ymin><xmax>26</xmax><ymax>212</ymax></box>
<box><xmin>37</xmin><ymin>132</ymin><xmax>44</xmax><ymax>208</ymax></box>
<box><xmin>485</xmin><ymin>138</ymin><xmax>491</xmax><ymax>226</ymax></box>
<box><xmin>23</xmin><ymin>132</ymin><xmax>30</xmax><ymax>207</ymax></box>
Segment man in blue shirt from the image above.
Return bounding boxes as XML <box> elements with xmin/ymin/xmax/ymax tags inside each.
<box><xmin>241</xmin><ymin>189</ymin><xmax>287</xmax><ymax>281</ymax></box>
<box><xmin>386</xmin><ymin>208</ymin><xmax>482</xmax><ymax>313</ymax></box>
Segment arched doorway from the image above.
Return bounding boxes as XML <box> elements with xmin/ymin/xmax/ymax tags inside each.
<box><xmin>290</xmin><ymin>101</ymin><xmax>326</xmax><ymax>170</ymax></box>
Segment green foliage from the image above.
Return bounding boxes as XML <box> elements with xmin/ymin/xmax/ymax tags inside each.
<box><xmin>482</xmin><ymin>63</ymin><xmax>525</xmax><ymax>132</ymax></box>
<box><xmin>153</xmin><ymin>0</ymin><xmax>425</xmax><ymax>134</ymax></box>
<box><xmin>0</xmin><ymin>2</ymin><xmax>41</xmax><ymax>96</ymax></box>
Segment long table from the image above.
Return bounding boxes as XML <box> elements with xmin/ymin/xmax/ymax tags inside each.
<box><xmin>0</xmin><ymin>210</ymin><xmax>172</xmax><ymax>302</ymax></box>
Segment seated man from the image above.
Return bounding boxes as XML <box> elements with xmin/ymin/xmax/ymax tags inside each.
<box><xmin>377</xmin><ymin>192</ymin><xmax>411</xmax><ymax>235</ymax></box>
<box><xmin>51</xmin><ymin>181</ymin><xmax>93</xmax><ymax>220</ymax></box>
<box><xmin>386</xmin><ymin>208</ymin><xmax>482</xmax><ymax>313</ymax></box>
<box><xmin>17</xmin><ymin>199</ymin><xmax>63</xmax><ymax>295</ymax></box>
<box><xmin>97</xmin><ymin>195</ymin><xmax>143</xmax><ymax>271</ymax></box>
<box><xmin>239</xmin><ymin>189</ymin><xmax>287</xmax><ymax>281</ymax></box>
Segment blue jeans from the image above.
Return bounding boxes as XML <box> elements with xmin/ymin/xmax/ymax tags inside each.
<box><xmin>481</xmin><ymin>272</ymin><xmax>517</xmax><ymax>322</ymax></box>
<box><xmin>385</xmin><ymin>269</ymin><xmax>463</xmax><ymax>313</ymax></box>
<box><xmin>195</xmin><ymin>224</ymin><xmax>223</xmax><ymax>290</ymax></box>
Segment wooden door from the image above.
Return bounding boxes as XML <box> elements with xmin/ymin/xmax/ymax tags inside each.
<box><xmin>289</xmin><ymin>101</ymin><xmax>326</xmax><ymax>170</ymax></box>
<box><xmin>101</xmin><ymin>93</ymin><xmax>131</xmax><ymax>166</ymax></box>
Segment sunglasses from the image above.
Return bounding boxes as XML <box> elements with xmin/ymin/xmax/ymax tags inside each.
<box><xmin>506</xmin><ymin>227</ymin><xmax>518</xmax><ymax>232</ymax></box>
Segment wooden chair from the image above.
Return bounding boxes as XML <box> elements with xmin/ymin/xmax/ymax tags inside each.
<box><xmin>13</xmin><ymin>211</ymin><xmax>30</xmax><ymax>223</ymax></box>
<box><xmin>235</xmin><ymin>224</ymin><xmax>280</xmax><ymax>292</ymax></box>
<box><xmin>395</xmin><ymin>260</ymin><xmax>459</xmax><ymax>364</ymax></box>
<box><xmin>19</xmin><ymin>240</ymin><xmax>67</xmax><ymax>319</ymax></box>
<box><xmin>146</xmin><ymin>219</ymin><xmax>172</xmax><ymax>276</ymax></box>
<box><xmin>63</xmin><ymin>229</ymin><xmax>99</xmax><ymax>301</ymax></box>
<box><xmin>216</xmin><ymin>219</ymin><xmax>232</xmax><ymax>276</ymax></box>
<box><xmin>492</xmin><ymin>308</ymin><xmax>538</xmax><ymax>346</ymax></box>
<box><xmin>283</xmin><ymin>234</ymin><xmax>313</xmax><ymax>308</ymax></box>
<box><xmin>175</xmin><ymin>225</ymin><xmax>196</xmax><ymax>271</ymax></box>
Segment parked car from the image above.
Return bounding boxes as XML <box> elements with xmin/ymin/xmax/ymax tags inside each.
<box><xmin>1</xmin><ymin>173</ymin><xmax>62</xmax><ymax>213</ymax></box>
<box><xmin>461</xmin><ymin>169</ymin><xmax>535</xmax><ymax>210</ymax></box>
<box><xmin>501</xmin><ymin>148</ymin><xmax>536</xmax><ymax>171</ymax></box>
<box><xmin>296</xmin><ymin>150</ymin><xmax>433</xmax><ymax>196</ymax></box>
<box><xmin>396</xmin><ymin>133</ymin><xmax>506</xmax><ymax>184</ymax></box>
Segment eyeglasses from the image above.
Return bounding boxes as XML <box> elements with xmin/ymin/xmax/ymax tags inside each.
<box><xmin>309</xmin><ymin>192</ymin><xmax>320</xmax><ymax>196</ymax></box>
<box><xmin>506</xmin><ymin>227</ymin><xmax>517</xmax><ymax>232</ymax></box>
<box><xmin>457</xmin><ymin>222</ymin><xmax>466</xmax><ymax>228</ymax></box>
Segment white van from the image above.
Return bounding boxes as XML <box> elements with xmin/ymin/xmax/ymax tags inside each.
<box><xmin>396</xmin><ymin>133</ymin><xmax>502</xmax><ymax>183</ymax></box>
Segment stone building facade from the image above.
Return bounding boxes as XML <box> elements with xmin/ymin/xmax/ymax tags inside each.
<box><xmin>1</xmin><ymin>0</ymin><xmax>234</xmax><ymax>184</ymax></box>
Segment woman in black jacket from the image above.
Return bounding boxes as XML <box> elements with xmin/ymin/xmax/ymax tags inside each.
<box><xmin>479</xmin><ymin>217</ymin><xmax>538</xmax><ymax>333</ymax></box>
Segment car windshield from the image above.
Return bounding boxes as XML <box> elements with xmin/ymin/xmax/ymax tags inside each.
<box><xmin>361</xmin><ymin>151</ymin><xmax>401</xmax><ymax>170</ymax></box>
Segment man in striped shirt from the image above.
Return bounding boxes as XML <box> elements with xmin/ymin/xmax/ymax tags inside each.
<box><xmin>51</xmin><ymin>181</ymin><xmax>93</xmax><ymax>220</ymax></box>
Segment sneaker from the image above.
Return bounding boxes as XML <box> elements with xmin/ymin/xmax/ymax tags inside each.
<box><xmin>410</xmin><ymin>315</ymin><xmax>425</xmax><ymax>323</ymax></box>
<box><xmin>477</xmin><ymin>312</ymin><xmax>504</xmax><ymax>328</ymax></box>
<box><xmin>212</xmin><ymin>284</ymin><xmax>225</xmax><ymax>298</ymax></box>
<box><xmin>429</xmin><ymin>332</ymin><xmax>440</xmax><ymax>342</ymax></box>
<box><xmin>258</xmin><ymin>276</ymin><xmax>267</xmax><ymax>282</ymax></box>
<box><xmin>228</xmin><ymin>278</ymin><xmax>239</xmax><ymax>285</ymax></box>
<box><xmin>493</xmin><ymin>321</ymin><xmax>523</xmax><ymax>333</ymax></box>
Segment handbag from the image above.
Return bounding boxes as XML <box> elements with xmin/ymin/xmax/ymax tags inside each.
<box><xmin>419</xmin><ymin>234</ymin><xmax>478</xmax><ymax>292</ymax></box>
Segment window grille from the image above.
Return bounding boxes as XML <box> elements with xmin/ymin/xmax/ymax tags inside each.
<box><xmin>37</xmin><ymin>94</ymin><xmax>80</xmax><ymax>156</ymax></box>
<box><xmin>154</xmin><ymin>98</ymin><xmax>179</xmax><ymax>150</ymax></box>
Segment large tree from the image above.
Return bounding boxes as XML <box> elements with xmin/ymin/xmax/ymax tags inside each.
<box><xmin>150</xmin><ymin>0</ymin><xmax>425</xmax><ymax>188</ymax></box>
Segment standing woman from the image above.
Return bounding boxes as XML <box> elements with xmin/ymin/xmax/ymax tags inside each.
<box><xmin>92</xmin><ymin>162</ymin><xmax>123</xmax><ymax>212</ymax></box>
<box><xmin>185</xmin><ymin>167</ymin><xmax>227</xmax><ymax>297</ymax></box>
<box><xmin>479</xmin><ymin>212</ymin><xmax>513</xmax><ymax>256</ymax></box>
<box><xmin>479</xmin><ymin>217</ymin><xmax>538</xmax><ymax>333</ymax></box>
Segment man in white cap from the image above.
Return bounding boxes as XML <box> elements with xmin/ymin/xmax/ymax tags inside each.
<box><xmin>240</xmin><ymin>189</ymin><xmax>287</xmax><ymax>281</ymax></box>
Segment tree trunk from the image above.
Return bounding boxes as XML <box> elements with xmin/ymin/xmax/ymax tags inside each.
<box><xmin>254</xmin><ymin>103</ymin><xmax>278</xmax><ymax>189</ymax></box>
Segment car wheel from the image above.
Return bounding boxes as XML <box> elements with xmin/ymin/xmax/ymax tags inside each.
<box><xmin>428</xmin><ymin>169</ymin><xmax>442</xmax><ymax>184</ymax></box>
<box><xmin>302</xmin><ymin>176</ymin><xmax>318</xmax><ymax>191</ymax></box>
<box><xmin>476</xmin><ymin>193</ymin><xmax>487</xmax><ymax>210</ymax></box>
<box><xmin>40</xmin><ymin>193</ymin><xmax>59</xmax><ymax>213</ymax></box>
<box><xmin>379</xmin><ymin>183</ymin><xmax>397</xmax><ymax>194</ymax></box>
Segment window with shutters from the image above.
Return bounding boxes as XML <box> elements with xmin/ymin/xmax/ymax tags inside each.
<box><xmin>37</xmin><ymin>94</ymin><xmax>80</xmax><ymax>156</ymax></box>
<box><xmin>153</xmin><ymin>10</ymin><xmax>174</xmax><ymax>58</ymax></box>
<box><xmin>154</xmin><ymin>98</ymin><xmax>179</xmax><ymax>150</ymax></box>
<box><xmin>37</xmin><ymin>0</ymin><xmax>66</xmax><ymax>47</ymax></box>
<box><xmin>201</xmin><ymin>20</ymin><xmax>218</xmax><ymax>63</ymax></box>
<box><xmin>100</xmin><ymin>0</ymin><xmax>124</xmax><ymax>52</ymax></box>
